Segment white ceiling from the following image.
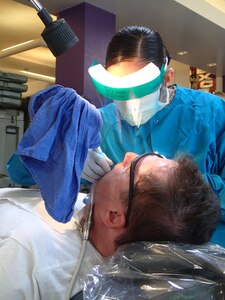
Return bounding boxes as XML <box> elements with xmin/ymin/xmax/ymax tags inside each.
<box><xmin>1</xmin><ymin>0</ymin><xmax>225</xmax><ymax>88</ymax></box>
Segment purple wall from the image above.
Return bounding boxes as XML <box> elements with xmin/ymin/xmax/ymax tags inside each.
<box><xmin>56</xmin><ymin>3</ymin><xmax>116</xmax><ymax>107</ymax></box>
<box><xmin>56</xmin><ymin>4</ymin><xmax>85</xmax><ymax>95</ymax></box>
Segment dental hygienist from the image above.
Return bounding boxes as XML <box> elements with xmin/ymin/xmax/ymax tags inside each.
<box><xmin>82</xmin><ymin>25</ymin><xmax>225</xmax><ymax>247</ymax></box>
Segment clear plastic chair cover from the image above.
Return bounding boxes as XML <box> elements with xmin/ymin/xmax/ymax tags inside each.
<box><xmin>83</xmin><ymin>241</ymin><xmax>225</xmax><ymax>299</ymax></box>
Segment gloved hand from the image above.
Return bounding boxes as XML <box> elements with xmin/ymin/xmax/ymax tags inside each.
<box><xmin>81</xmin><ymin>147</ymin><xmax>113</xmax><ymax>183</ymax></box>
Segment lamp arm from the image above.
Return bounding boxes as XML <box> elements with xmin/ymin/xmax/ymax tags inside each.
<box><xmin>29</xmin><ymin>0</ymin><xmax>43</xmax><ymax>11</ymax></box>
<box><xmin>28</xmin><ymin>0</ymin><xmax>53</xmax><ymax>26</ymax></box>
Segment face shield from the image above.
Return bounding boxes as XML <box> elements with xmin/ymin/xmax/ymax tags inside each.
<box><xmin>88</xmin><ymin>61</ymin><xmax>168</xmax><ymax>126</ymax></box>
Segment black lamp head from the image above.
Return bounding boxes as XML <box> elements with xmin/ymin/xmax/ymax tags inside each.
<box><xmin>29</xmin><ymin>0</ymin><xmax>79</xmax><ymax>57</ymax></box>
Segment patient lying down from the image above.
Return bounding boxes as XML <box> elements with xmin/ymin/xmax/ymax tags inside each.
<box><xmin>0</xmin><ymin>153</ymin><xmax>220</xmax><ymax>300</ymax></box>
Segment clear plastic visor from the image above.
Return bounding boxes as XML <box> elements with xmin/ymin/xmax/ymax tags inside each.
<box><xmin>88</xmin><ymin>62</ymin><xmax>166</xmax><ymax>101</ymax></box>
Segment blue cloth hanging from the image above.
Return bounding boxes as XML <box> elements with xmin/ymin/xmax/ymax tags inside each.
<box><xmin>17</xmin><ymin>84</ymin><xmax>102</xmax><ymax>222</ymax></box>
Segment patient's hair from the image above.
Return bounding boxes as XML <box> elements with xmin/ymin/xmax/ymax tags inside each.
<box><xmin>116</xmin><ymin>156</ymin><xmax>220</xmax><ymax>246</ymax></box>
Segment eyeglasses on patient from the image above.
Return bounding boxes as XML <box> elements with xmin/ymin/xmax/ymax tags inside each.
<box><xmin>125</xmin><ymin>152</ymin><xmax>165</xmax><ymax>227</ymax></box>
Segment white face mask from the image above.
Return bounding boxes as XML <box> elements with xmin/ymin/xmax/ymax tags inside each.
<box><xmin>114</xmin><ymin>87</ymin><xmax>169</xmax><ymax>127</ymax></box>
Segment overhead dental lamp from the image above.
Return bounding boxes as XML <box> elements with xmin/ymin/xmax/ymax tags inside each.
<box><xmin>29</xmin><ymin>0</ymin><xmax>79</xmax><ymax>57</ymax></box>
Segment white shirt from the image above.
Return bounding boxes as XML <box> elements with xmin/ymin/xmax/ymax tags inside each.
<box><xmin>0</xmin><ymin>188</ymin><xmax>104</xmax><ymax>300</ymax></box>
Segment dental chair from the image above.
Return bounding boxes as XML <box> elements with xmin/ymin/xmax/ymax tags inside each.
<box><xmin>70</xmin><ymin>292</ymin><xmax>83</xmax><ymax>300</ymax></box>
<box><xmin>82</xmin><ymin>241</ymin><xmax>225</xmax><ymax>299</ymax></box>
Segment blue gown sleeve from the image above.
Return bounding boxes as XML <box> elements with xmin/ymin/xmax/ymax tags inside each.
<box><xmin>208</xmin><ymin>129</ymin><xmax>225</xmax><ymax>246</ymax></box>
<box><xmin>206</xmin><ymin>172</ymin><xmax>225</xmax><ymax>220</ymax></box>
<box><xmin>205</xmin><ymin>129</ymin><xmax>225</xmax><ymax>221</ymax></box>
<box><xmin>6</xmin><ymin>153</ymin><xmax>36</xmax><ymax>186</ymax></box>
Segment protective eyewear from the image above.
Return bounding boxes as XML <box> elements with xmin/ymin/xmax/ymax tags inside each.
<box><xmin>125</xmin><ymin>152</ymin><xmax>165</xmax><ymax>226</ymax></box>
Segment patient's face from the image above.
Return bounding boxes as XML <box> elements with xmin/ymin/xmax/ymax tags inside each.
<box><xmin>94</xmin><ymin>152</ymin><xmax>177</xmax><ymax>207</ymax></box>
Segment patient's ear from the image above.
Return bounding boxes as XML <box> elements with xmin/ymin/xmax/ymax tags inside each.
<box><xmin>103</xmin><ymin>210</ymin><xmax>126</xmax><ymax>229</ymax></box>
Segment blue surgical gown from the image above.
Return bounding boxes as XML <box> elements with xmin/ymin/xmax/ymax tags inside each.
<box><xmin>99</xmin><ymin>85</ymin><xmax>225</xmax><ymax>247</ymax></box>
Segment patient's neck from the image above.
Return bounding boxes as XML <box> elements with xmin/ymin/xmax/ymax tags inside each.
<box><xmin>89</xmin><ymin>223</ymin><xmax>118</xmax><ymax>257</ymax></box>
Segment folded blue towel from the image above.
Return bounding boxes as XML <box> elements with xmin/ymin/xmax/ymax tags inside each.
<box><xmin>17</xmin><ymin>84</ymin><xmax>102</xmax><ymax>222</ymax></box>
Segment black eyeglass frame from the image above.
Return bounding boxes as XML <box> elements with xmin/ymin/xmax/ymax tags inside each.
<box><xmin>125</xmin><ymin>152</ymin><xmax>165</xmax><ymax>227</ymax></box>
